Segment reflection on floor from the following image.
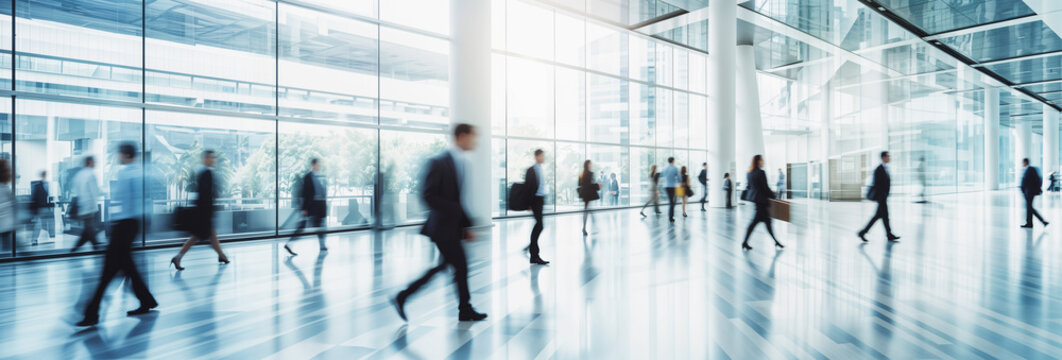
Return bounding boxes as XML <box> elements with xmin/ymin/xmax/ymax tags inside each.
<box><xmin>2</xmin><ymin>191</ymin><xmax>1062</xmax><ymax>359</ymax></box>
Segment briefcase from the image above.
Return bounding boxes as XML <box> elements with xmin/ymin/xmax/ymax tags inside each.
<box><xmin>768</xmin><ymin>199</ymin><xmax>790</xmax><ymax>222</ymax></box>
<box><xmin>508</xmin><ymin>183</ymin><xmax>531</xmax><ymax>211</ymax></box>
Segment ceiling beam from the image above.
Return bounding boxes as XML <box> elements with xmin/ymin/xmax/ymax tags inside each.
<box><xmin>922</xmin><ymin>14</ymin><xmax>1043</xmax><ymax>41</ymax></box>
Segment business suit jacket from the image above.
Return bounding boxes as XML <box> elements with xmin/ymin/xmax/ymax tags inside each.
<box><xmin>300</xmin><ymin>171</ymin><xmax>327</xmax><ymax>218</ymax></box>
<box><xmin>420</xmin><ymin>152</ymin><xmax>471</xmax><ymax>241</ymax></box>
<box><xmin>195</xmin><ymin>168</ymin><xmax>216</xmax><ymax>215</ymax></box>
<box><xmin>745</xmin><ymin>169</ymin><xmax>775</xmax><ymax>205</ymax></box>
<box><xmin>867</xmin><ymin>165</ymin><xmax>890</xmax><ymax>202</ymax></box>
<box><xmin>30</xmin><ymin>180</ymin><xmax>50</xmax><ymax>215</ymax></box>
<box><xmin>1022</xmin><ymin>166</ymin><xmax>1043</xmax><ymax>198</ymax></box>
<box><xmin>698</xmin><ymin>169</ymin><xmax>707</xmax><ymax>185</ymax></box>
<box><xmin>525</xmin><ymin>166</ymin><xmax>541</xmax><ymax>198</ymax></box>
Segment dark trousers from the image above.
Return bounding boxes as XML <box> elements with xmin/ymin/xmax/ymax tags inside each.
<box><xmin>743</xmin><ymin>202</ymin><xmax>776</xmax><ymax>243</ymax></box>
<box><xmin>861</xmin><ymin>200</ymin><xmax>893</xmax><ymax>235</ymax></box>
<box><xmin>83</xmin><ymin>219</ymin><xmax>155</xmax><ymax>319</ymax></box>
<box><xmin>665</xmin><ymin>187</ymin><xmax>677</xmax><ymax>220</ymax></box>
<box><xmin>400</xmin><ymin>237</ymin><xmax>471</xmax><ymax>310</ymax></box>
<box><xmin>72</xmin><ymin>213</ymin><xmax>99</xmax><ymax>251</ymax></box>
<box><xmin>700</xmin><ymin>184</ymin><xmax>708</xmax><ymax>209</ymax></box>
<box><xmin>610</xmin><ymin>193</ymin><xmax>618</xmax><ymax>206</ymax></box>
<box><xmin>529</xmin><ymin>196</ymin><xmax>544</xmax><ymax>259</ymax></box>
<box><xmin>726</xmin><ymin>189</ymin><xmax>733</xmax><ymax>208</ymax></box>
<box><xmin>289</xmin><ymin>214</ymin><xmax>326</xmax><ymax>247</ymax></box>
<box><xmin>1025</xmin><ymin>194</ymin><xmax>1046</xmax><ymax>225</ymax></box>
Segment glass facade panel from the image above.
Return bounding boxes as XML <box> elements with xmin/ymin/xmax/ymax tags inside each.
<box><xmin>380</xmin><ymin>130</ymin><xmax>446</xmax><ymax>225</ymax></box>
<box><xmin>278</xmin><ymin>4</ymin><xmax>379</xmax><ymax>124</ymax></box>
<box><xmin>14</xmin><ymin>99</ymin><xmax>140</xmax><ymax>255</ymax></box>
<box><xmin>379</xmin><ymin>27</ymin><xmax>449</xmax><ymax>130</ymax></box>
<box><xmin>144</xmin><ymin>110</ymin><xmax>276</xmax><ymax>243</ymax></box>
<box><xmin>277</xmin><ymin>122</ymin><xmax>376</xmax><ymax>233</ymax></box>
<box><xmin>146</xmin><ymin>0</ymin><xmax>276</xmax><ymax>115</ymax></box>
<box><xmin>16</xmin><ymin>0</ymin><xmax>141</xmax><ymax>102</ymax></box>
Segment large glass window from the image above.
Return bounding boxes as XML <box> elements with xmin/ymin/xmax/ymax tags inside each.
<box><xmin>146</xmin><ymin>0</ymin><xmax>276</xmax><ymax>115</ymax></box>
<box><xmin>279</xmin><ymin>4</ymin><xmax>379</xmax><ymax>124</ymax></box>
<box><xmin>16</xmin><ymin>0</ymin><xmax>141</xmax><ymax>102</ymax></box>
<box><xmin>380</xmin><ymin>130</ymin><xmax>446</xmax><ymax>225</ymax></box>
<box><xmin>379</xmin><ymin>27</ymin><xmax>448</xmax><ymax>130</ymax></box>
<box><xmin>145</xmin><ymin>111</ymin><xmax>276</xmax><ymax>243</ymax></box>
<box><xmin>14</xmin><ymin>99</ymin><xmax>140</xmax><ymax>255</ymax></box>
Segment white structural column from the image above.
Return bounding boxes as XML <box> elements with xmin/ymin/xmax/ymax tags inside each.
<box><xmin>735</xmin><ymin>45</ymin><xmax>764</xmax><ymax>177</ymax></box>
<box><xmin>707</xmin><ymin>0</ymin><xmax>736</xmax><ymax>207</ymax></box>
<box><xmin>1016</xmin><ymin>120</ymin><xmax>1033</xmax><ymax>168</ymax></box>
<box><xmin>1044</xmin><ymin>104</ymin><xmax>1060</xmax><ymax>175</ymax></box>
<box><xmin>984</xmin><ymin>87</ymin><xmax>999</xmax><ymax>190</ymax></box>
<box><xmin>450</xmin><ymin>0</ymin><xmax>492</xmax><ymax>226</ymax></box>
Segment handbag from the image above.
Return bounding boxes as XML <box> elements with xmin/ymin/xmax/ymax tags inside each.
<box><xmin>172</xmin><ymin>206</ymin><xmax>196</xmax><ymax>231</ymax></box>
<box><xmin>675</xmin><ymin>186</ymin><xmax>686</xmax><ymax>197</ymax></box>
<box><xmin>741</xmin><ymin>188</ymin><xmax>750</xmax><ymax>201</ymax></box>
<box><xmin>685</xmin><ymin>185</ymin><xmax>694</xmax><ymax>197</ymax></box>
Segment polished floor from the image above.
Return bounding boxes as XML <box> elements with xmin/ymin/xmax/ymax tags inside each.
<box><xmin>3</xmin><ymin>191</ymin><xmax>1062</xmax><ymax>359</ymax></box>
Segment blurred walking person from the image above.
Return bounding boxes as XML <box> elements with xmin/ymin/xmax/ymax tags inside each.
<box><xmin>524</xmin><ymin>149</ymin><xmax>550</xmax><ymax>265</ymax></box>
<box><xmin>723</xmin><ymin>173</ymin><xmax>733</xmax><ymax>208</ymax></box>
<box><xmin>77</xmin><ymin>143</ymin><xmax>157</xmax><ymax>326</ymax></box>
<box><xmin>698</xmin><ymin>163</ymin><xmax>708</xmax><ymax>211</ymax></box>
<box><xmin>71</xmin><ymin>156</ymin><xmax>101</xmax><ymax>252</ymax></box>
<box><xmin>170</xmin><ymin>150</ymin><xmax>230</xmax><ymax>270</ymax></box>
<box><xmin>661</xmin><ymin>157</ymin><xmax>681</xmax><ymax>222</ymax></box>
<box><xmin>1020</xmin><ymin>158</ymin><xmax>1049</xmax><ymax>229</ymax></box>
<box><xmin>639</xmin><ymin>165</ymin><xmax>661</xmax><ymax>217</ymax></box>
<box><xmin>859</xmin><ymin>151</ymin><xmax>901</xmax><ymax>242</ymax></box>
<box><xmin>578</xmin><ymin>160</ymin><xmax>600</xmax><ymax>236</ymax></box>
<box><xmin>680</xmin><ymin>166</ymin><xmax>691</xmax><ymax>217</ymax></box>
<box><xmin>392</xmin><ymin>124</ymin><xmax>487</xmax><ymax>322</ymax></box>
<box><xmin>29</xmin><ymin>170</ymin><xmax>55</xmax><ymax>246</ymax></box>
<box><xmin>608</xmin><ymin>173</ymin><xmax>619</xmax><ymax>206</ymax></box>
<box><xmin>742</xmin><ymin>155</ymin><xmax>783</xmax><ymax>251</ymax></box>
<box><xmin>776</xmin><ymin>168</ymin><xmax>786</xmax><ymax>199</ymax></box>
<box><xmin>0</xmin><ymin>160</ymin><xmax>13</xmax><ymax>253</ymax></box>
<box><xmin>284</xmin><ymin>158</ymin><xmax>328</xmax><ymax>256</ymax></box>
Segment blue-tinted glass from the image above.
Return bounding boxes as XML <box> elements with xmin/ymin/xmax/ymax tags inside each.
<box><xmin>877</xmin><ymin>0</ymin><xmax>1035</xmax><ymax>35</ymax></box>
<box><xmin>938</xmin><ymin>21</ymin><xmax>1062</xmax><ymax>62</ymax></box>
<box><xmin>1020</xmin><ymin>82</ymin><xmax>1062</xmax><ymax>94</ymax></box>
<box><xmin>16</xmin><ymin>0</ymin><xmax>142</xmax><ymax>101</ymax></box>
<box><xmin>983</xmin><ymin>54</ymin><xmax>1062</xmax><ymax>85</ymax></box>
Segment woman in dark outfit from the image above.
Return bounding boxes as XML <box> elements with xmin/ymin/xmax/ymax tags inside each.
<box><xmin>578</xmin><ymin>160</ymin><xmax>600</xmax><ymax>236</ymax></box>
<box><xmin>742</xmin><ymin>155</ymin><xmax>784</xmax><ymax>251</ymax></box>
<box><xmin>171</xmin><ymin>150</ymin><xmax>230</xmax><ymax>270</ymax></box>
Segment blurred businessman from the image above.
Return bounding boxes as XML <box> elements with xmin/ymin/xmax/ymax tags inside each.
<box><xmin>392</xmin><ymin>124</ymin><xmax>487</xmax><ymax>322</ymax></box>
<box><xmin>859</xmin><ymin>151</ymin><xmax>900</xmax><ymax>242</ymax></box>
<box><xmin>1021</xmin><ymin>158</ymin><xmax>1049</xmax><ymax>229</ymax></box>
<box><xmin>524</xmin><ymin>149</ymin><xmax>550</xmax><ymax>265</ymax></box>
<box><xmin>285</xmin><ymin>158</ymin><xmax>328</xmax><ymax>255</ymax></box>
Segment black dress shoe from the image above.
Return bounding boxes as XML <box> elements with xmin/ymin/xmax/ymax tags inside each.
<box><xmin>1021</xmin><ymin>224</ymin><xmax>1034</xmax><ymax>228</ymax></box>
<box><xmin>458</xmin><ymin>308</ymin><xmax>488</xmax><ymax>321</ymax></box>
<box><xmin>858</xmin><ymin>231</ymin><xmax>869</xmax><ymax>242</ymax></box>
<box><xmin>1044</xmin><ymin>221</ymin><xmax>1050</xmax><ymax>227</ymax></box>
<box><xmin>887</xmin><ymin>234</ymin><xmax>901</xmax><ymax>242</ymax></box>
<box><xmin>391</xmin><ymin>295</ymin><xmax>408</xmax><ymax>321</ymax></box>
<box><xmin>283</xmin><ymin>244</ymin><xmax>297</xmax><ymax>256</ymax></box>
<box><xmin>75</xmin><ymin>317</ymin><xmax>99</xmax><ymax>327</ymax></box>
<box><xmin>127</xmin><ymin>301</ymin><xmax>158</xmax><ymax>316</ymax></box>
<box><xmin>530</xmin><ymin>257</ymin><xmax>550</xmax><ymax>265</ymax></box>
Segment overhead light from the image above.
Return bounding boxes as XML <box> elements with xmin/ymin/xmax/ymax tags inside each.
<box><xmin>878</xmin><ymin>6</ymin><xmax>886</xmax><ymax>11</ymax></box>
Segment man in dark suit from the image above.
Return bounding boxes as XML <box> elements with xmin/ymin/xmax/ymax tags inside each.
<box><xmin>285</xmin><ymin>158</ymin><xmax>328</xmax><ymax>256</ymax></box>
<box><xmin>698</xmin><ymin>163</ymin><xmax>708</xmax><ymax>211</ymax></box>
<box><xmin>723</xmin><ymin>173</ymin><xmax>733</xmax><ymax>208</ymax></box>
<box><xmin>29</xmin><ymin>171</ymin><xmax>54</xmax><ymax>244</ymax></box>
<box><xmin>1021</xmin><ymin>158</ymin><xmax>1049</xmax><ymax>229</ymax></box>
<box><xmin>392</xmin><ymin>124</ymin><xmax>487</xmax><ymax>322</ymax></box>
<box><xmin>859</xmin><ymin>151</ymin><xmax>900</xmax><ymax>242</ymax></box>
<box><xmin>525</xmin><ymin>149</ymin><xmax>550</xmax><ymax>265</ymax></box>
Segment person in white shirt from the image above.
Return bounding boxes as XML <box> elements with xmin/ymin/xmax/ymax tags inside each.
<box><xmin>71</xmin><ymin>156</ymin><xmax>101</xmax><ymax>252</ymax></box>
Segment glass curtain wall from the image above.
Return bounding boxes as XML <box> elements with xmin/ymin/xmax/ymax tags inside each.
<box><xmin>492</xmin><ymin>0</ymin><xmax>709</xmax><ymax>215</ymax></box>
<box><xmin>4</xmin><ymin>0</ymin><xmax>449</xmax><ymax>258</ymax></box>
